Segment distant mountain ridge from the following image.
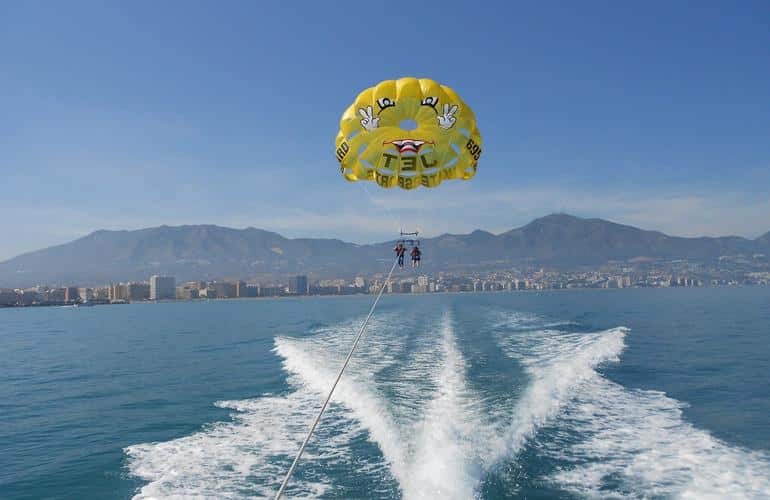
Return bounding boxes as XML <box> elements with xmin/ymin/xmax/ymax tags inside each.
<box><xmin>1</xmin><ymin>214</ymin><xmax>768</xmax><ymax>287</ymax></box>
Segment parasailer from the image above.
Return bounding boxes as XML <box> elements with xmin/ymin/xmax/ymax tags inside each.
<box><xmin>410</xmin><ymin>245</ymin><xmax>422</xmax><ymax>268</ymax></box>
<box><xmin>394</xmin><ymin>242</ymin><xmax>406</xmax><ymax>268</ymax></box>
<box><xmin>335</xmin><ymin>77</ymin><xmax>483</xmax><ymax>268</ymax></box>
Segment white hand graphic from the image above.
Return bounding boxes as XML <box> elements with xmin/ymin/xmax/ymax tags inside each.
<box><xmin>438</xmin><ymin>103</ymin><xmax>459</xmax><ymax>129</ymax></box>
<box><xmin>358</xmin><ymin>106</ymin><xmax>379</xmax><ymax>131</ymax></box>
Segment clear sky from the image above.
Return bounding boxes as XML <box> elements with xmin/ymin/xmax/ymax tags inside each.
<box><xmin>1</xmin><ymin>1</ymin><xmax>769</xmax><ymax>260</ymax></box>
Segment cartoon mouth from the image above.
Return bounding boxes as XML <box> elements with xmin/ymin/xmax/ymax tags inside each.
<box><xmin>384</xmin><ymin>139</ymin><xmax>433</xmax><ymax>154</ymax></box>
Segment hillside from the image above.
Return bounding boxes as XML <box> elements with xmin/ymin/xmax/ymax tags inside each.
<box><xmin>1</xmin><ymin>215</ymin><xmax>767</xmax><ymax>287</ymax></box>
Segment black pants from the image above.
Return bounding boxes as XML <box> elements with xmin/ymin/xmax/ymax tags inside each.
<box><xmin>398</xmin><ymin>255</ymin><xmax>404</xmax><ymax>267</ymax></box>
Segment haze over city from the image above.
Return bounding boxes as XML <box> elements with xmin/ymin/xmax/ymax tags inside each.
<box><xmin>2</xmin><ymin>1</ymin><xmax>770</xmax><ymax>262</ymax></box>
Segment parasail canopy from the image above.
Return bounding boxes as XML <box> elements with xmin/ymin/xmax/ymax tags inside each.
<box><xmin>335</xmin><ymin>77</ymin><xmax>482</xmax><ymax>190</ymax></box>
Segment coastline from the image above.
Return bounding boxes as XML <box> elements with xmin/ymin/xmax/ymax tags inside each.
<box><xmin>2</xmin><ymin>283</ymin><xmax>766</xmax><ymax>312</ymax></box>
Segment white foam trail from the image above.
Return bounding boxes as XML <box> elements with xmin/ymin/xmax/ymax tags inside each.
<box><xmin>124</xmin><ymin>315</ymin><xmax>400</xmax><ymax>499</ymax></box>
<box><xmin>492</xmin><ymin>311</ymin><xmax>770</xmax><ymax>499</ymax></box>
<box><xmin>127</xmin><ymin>306</ymin><xmax>769</xmax><ymax>499</ymax></box>
<box><xmin>125</xmin><ymin>309</ymin><xmax>491</xmax><ymax>499</ymax></box>
<box><xmin>491</xmin><ymin>326</ymin><xmax>628</xmax><ymax>462</ymax></box>
<box><xmin>398</xmin><ymin>313</ymin><xmax>489</xmax><ymax>500</ymax></box>
<box><xmin>124</xmin><ymin>390</ymin><xmax>353</xmax><ymax>498</ymax></box>
<box><xmin>278</xmin><ymin>310</ymin><xmax>490</xmax><ymax>500</ymax></box>
<box><xmin>274</xmin><ymin>330</ymin><xmax>408</xmax><ymax>483</ymax></box>
<box><xmin>491</xmin><ymin>311</ymin><xmax>577</xmax><ymax>331</ymax></box>
<box><xmin>548</xmin><ymin>377</ymin><xmax>770</xmax><ymax>499</ymax></box>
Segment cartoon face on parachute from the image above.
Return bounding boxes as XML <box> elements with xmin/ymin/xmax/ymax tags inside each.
<box><xmin>335</xmin><ymin>77</ymin><xmax>482</xmax><ymax>189</ymax></box>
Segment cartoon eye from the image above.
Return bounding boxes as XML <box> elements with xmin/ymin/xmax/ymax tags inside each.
<box><xmin>421</xmin><ymin>96</ymin><xmax>439</xmax><ymax>110</ymax></box>
<box><xmin>376</xmin><ymin>97</ymin><xmax>396</xmax><ymax>112</ymax></box>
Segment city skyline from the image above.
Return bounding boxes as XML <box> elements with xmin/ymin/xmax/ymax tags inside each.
<box><xmin>3</xmin><ymin>259</ymin><xmax>768</xmax><ymax>309</ymax></box>
<box><xmin>2</xmin><ymin>2</ymin><xmax>770</xmax><ymax>260</ymax></box>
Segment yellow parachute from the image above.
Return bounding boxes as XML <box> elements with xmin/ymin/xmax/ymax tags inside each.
<box><xmin>335</xmin><ymin>77</ymin><xmax>482</xmax><ymax>189</ymax></box>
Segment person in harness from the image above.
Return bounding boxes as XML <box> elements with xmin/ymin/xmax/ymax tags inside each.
<box><xmin>410</xmin><ymin>245</ymin><xmax>422</xmax><ymax>268</ymax></box>
<box><xmin>394</xmin><ymin>242</ymin><xmax>406</xmax><ymax>268</ymax></box>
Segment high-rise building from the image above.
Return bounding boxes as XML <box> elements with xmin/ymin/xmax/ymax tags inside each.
<box><xmin>198</xmin><ymin>285</ymin><xmax>215</xmax><ymax>299</ymax></box>
<box><xmin>127</xmin><ymin>282</ymin><xmax>150</xmax><ymax>302</ymax></box>
<box><xmin>78</xmin><ymin>287</ymin><xmax>93</xmax><ymax>302</ymax></box>
<box><xmin>64</xmin><ymin>287</ymin><xmax>80</xmax><ymax>303</ymax></box>
<box><xmin>176</xmin><ymin>285</ymin><xmax>199</xmax><ymax>300</ymax></box>
<box><xmin>177</xmin><ymin>281</ymin><xmax>202</xmax><ymax>300</ymax></box>
<box><xmin>288</xmin><ymin>275</ymin><xmax>308</xmax><ymax>295</ymax></box>
<box><xmin>48</xmin><ymin>288</ymin><xmax>66</xmax><ymax>304</ymax></box>
<box><xmin>213</xmin><ymin>281</ymin><xmax>236</xmax><ymax>299</ymax></box>
<box><xmin>150</xmin><ymin>275</ymin><xmax>176</xmax><ymax>300</ymax></box>
<box><xmin>109</xmin><ymin>283</ymin><xmax>128</xmax><ymax>301</ymax></box>
<box><xmin>259</xmin><ymin>285</ymin><xmax>282</xmax><ymax>297</ymax></box>
<box><xmin>18</xmin><ymin>289</ymin><xmax>40</xmax><ymax>305</ymax></box>
<box><xmin>0</xmin><ymin>288</ymin><xmax>19</xmax><ymax>306</ymax></box>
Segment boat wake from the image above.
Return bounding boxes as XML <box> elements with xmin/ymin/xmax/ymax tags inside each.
<box><xmin>124</xmin><ymin>308</ymin><xmax>769</xmax><ymax>499</ymax></box>
<box><xmin>491</xmin><ymin>320</ymin><xmax>628</xmax><ymax>462</ymax></box>
<box><xmin>277</xmin><ymin>311</ymin><xmax>494</xmax><ymax>499</ymax></box>
<box><xmin>493</xmin><ymin>312</ymin><xmax>770</xmax><ymax>499</ymax></box>
<box><xmin>547</xmin><ymin>376</ymin><xmax>770</xmax><ymax>499</ymax></box>
<box><xmin>124</xmin><ymin>315</ymin><xmax>398</xmax><ymax>499</ymax></box>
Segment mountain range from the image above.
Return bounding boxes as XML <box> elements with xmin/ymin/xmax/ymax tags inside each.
<box><xmin>1</xmin><ymin>214</ymin><xmax>768</xmax><ymax>287</ymax></box>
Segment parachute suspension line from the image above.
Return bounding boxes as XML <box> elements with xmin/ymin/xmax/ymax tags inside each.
<box><xmin>275</xmin><ymin>255</ymin><xmax>400</xmax><ymax>500</ymax></box>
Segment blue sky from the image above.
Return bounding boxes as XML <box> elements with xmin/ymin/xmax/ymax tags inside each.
<box><xmin>1</xmin><ymin>1</ymin><xmax>769</xmax><ymax>260</ymax></box>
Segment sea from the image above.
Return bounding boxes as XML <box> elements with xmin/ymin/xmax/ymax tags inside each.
<box><xmin>1</xmin><ymin>287</ymin><xmax>769</xmax><ymax>499</ymax></box>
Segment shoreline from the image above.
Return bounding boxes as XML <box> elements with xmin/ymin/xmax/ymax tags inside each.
<box><xmin>2</xmin><ymin>283</ymin><xmax>767</xmax><ymax>311</ymax></box>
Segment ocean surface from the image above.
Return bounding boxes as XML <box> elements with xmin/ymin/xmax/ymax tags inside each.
<box><xmin>1</xmin><ymin>287</ymin><xmax>769</xmax><ymax>499</ymax></box>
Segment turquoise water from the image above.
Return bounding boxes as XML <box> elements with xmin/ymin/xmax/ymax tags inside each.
<box><xmin>2</xmin><ymin>288</ymin><xmax>769</xmax><ymax>499</ymax></box>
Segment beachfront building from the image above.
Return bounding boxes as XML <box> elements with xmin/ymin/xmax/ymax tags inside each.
<box><xmin>212</xmin><ymin>281</ymin><xmax>236</xmax><ymax>299</ymax></box>
<box><xmin>109</xmin><ymin>283</ymin><xmax>128</xmax><ymax>301</ymax></box>
<box><xmin>0</xmin><ymin>288</ymin><xmax>19</xmax><ymax>306</ymax></box>
<box><xmin>176</xmin><ymin>283</ymin><xmax>200</xmax><ymax>300</ymax></box>
<box><xmin>127</xmin><ymin>282</ymin><xmax>150</xmax><ymax>302</ymax></box>
<box><xmin>288</xmin><ymin>275</ymin><xmax>308</xmax><ymax>295</ymax></box>
<box><xmin>64</xmin><ymin>287</ymin><xmax>79</xmax><ymax>304</ymax></box>
<box><xmin>149</xmin><ymin>275</ymin><xmax>176</xmax><ymax>300</ymax></box>
<box><xmin>78</xmin><ymin>287</ymin><xmax>93</xmax><ymax>302</ymax></box>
